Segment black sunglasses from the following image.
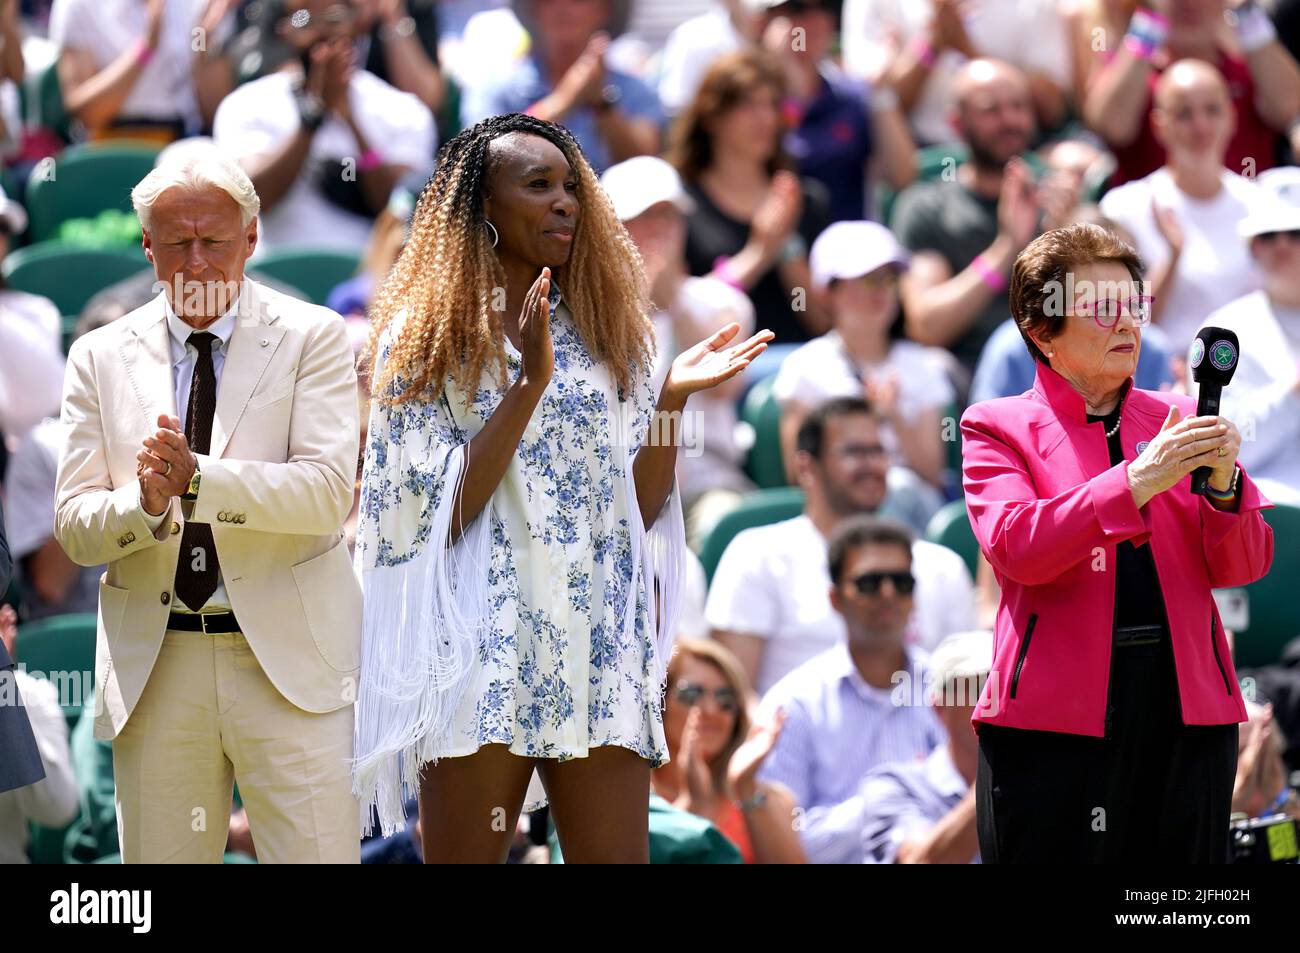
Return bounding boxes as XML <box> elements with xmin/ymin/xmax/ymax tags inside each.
<box><xmin>674</xmin><ymin>681</ymin><xmax>740</xmax><ymax>713</ymax></box>
<box><xmin>1255</xmin><ymin>229</ymin><xmax>1300</xmax><ymax>242</ymax></box>
<box><xmin>850</xmin><ymin>571</ymin><xmax>916</xmax><ymax>596</ymax></box>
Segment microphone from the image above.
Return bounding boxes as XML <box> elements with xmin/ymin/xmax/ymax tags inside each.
<box><xmin>1188</xmin><ymin>326</ymin><xmax>1239</xmax><ymax>496</ymax></box>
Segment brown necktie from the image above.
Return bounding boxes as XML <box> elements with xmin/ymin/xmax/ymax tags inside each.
<box><xmin>174</xmin><ymin>332</ymin><xmax>221</xmax><ymax>611</ymax></box>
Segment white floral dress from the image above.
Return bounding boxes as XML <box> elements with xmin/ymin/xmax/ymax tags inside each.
<box><xmin>352</xmin><ymin>289</ymin><xmax>685</xmax><ymax>835</ymax></box>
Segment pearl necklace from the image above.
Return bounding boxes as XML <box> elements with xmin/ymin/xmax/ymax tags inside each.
<box><xmin>1105</xmin><ymin>410</ymin><xmax>1121</xmax><ymax>438</ymax></box>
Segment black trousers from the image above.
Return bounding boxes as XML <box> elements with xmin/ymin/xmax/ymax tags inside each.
<box><xmin>976</xmin><ymin>630</ymin><xmax>1239</xmax><ymax>863</ymax></box>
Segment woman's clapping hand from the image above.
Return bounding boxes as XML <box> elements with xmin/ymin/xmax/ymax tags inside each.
<box><xmin>1128</xmin><ymin>404</ymin><xmax>1240</xmax><ymax>507</ymax></box>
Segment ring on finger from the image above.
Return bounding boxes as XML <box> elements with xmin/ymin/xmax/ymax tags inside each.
<box><xmin>162</xmin><ymin>460</ymin><xmax>172</xmax><ymax>476</ymax></box>
<box><xmin>1218</xmin><ymin>446</ymin><xmax>1227</xmax><ymax>457</ymax></box>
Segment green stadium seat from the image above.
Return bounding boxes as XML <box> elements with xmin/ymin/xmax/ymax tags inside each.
<box><xmin>26</xmin><ymin>818</ymin><xmax>76</xmax><ymax>865</ymax></box>
<box><xmin>924</xmin><ymin>498</ymin><xmax>979</xmax><ymax>578</ymax></box>
<box><xmin>740</xmin><ymin>375</ymin><xmax>788</xmax><ymax>490</ymax></box>
<box><xmin>2</xmin><ymin>244</ymin><xmax>149</xmax><ymax>316</ymax></box>
<box><xmin>251</xmin><ymin>248</ymin><xmax>361</xmax><ymax>307</ymax></box>
<box><xmin>1234</xmin><ymin>503</ymin><xmax>1300</xmax><ymax>669</ymax></box>
<box><xmin>699</xmin><ymin>486</ymin><xmax>805</xmax><ymax>584</ymax></box>
<box><xmin>24</xmin><ymin>142</ymin><xmax>161</xmax><ymax>242</ymax></box>
<box><xmin>24</xmin><ymin>60</ymin><xmax>70</xmax><ymax>144</ymax></box>
<box><xmin>15</xmin><ymin>612</ymin><xmax>97</xmax><ymax>731</ymax></box>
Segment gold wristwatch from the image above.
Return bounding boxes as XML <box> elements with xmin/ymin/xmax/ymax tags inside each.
<box><xmin>181</xmin><ymin>463</ymin><xmax>201</xmax><ymax>502</ymax></box>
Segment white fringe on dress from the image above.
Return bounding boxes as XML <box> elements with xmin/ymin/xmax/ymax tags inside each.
<box><xmin>352</xmin><ymin>387</ymin><xmax>688</xmax><ymax>835</ymax></box>
<box><xmin>351</xmin><ymin>445</ymin><xmax>494</xmax><ymax>837</ymax></box>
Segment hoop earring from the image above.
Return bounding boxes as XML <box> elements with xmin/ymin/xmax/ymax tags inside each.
<box><xmin>484</xmin><ymin>219</ymin><xmax>499</xmax><ymax>248</ymax></box>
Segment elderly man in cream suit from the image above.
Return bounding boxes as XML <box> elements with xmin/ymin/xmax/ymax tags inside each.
<box><xmin>54</xmin><ymin>145</ymin><xmax>362</xmax><ymax>863</ymax></box>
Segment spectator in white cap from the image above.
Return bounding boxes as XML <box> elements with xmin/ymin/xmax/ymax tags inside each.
<box><xmin>601</xmin><ymin>155</ymin><xmax>759</xmax><ymax>550</ymax></box>
<box><xmin>859</xmin><ymin>628</ymin><xmax>990</xmax><ymax>864</ymax></box>
<box><xmin>772</xmin><ymin>220</ymin><xmax>954</xmax><ymax>490</ymax></box>
<box><xmin>1191</xmin><ymin>166</ymin><xmax>1300</xmax><ymax>506</ymax></box>
<box><xmin>0</xmin><ymin>184</ymin><xmax>64</xmax><ymax>445</ymax></box>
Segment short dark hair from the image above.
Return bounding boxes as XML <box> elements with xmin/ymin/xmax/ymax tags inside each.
<box><xmin>826</xmin><ymin>515</ymin><xmax>914</xmax><ymax>585</ymax></box>
<box><xmin>796</xmin><ymin>396</ymin><xmax>876</xmax><ymax>459</ymax></box>
<box><xmin>1010</xmin><ymin>222</ymin><xmax>1144</xmax><ymax>365</ymax></box>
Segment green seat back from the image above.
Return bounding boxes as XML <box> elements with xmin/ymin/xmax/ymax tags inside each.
<box><xmin>24</xmin><ymin>143</ymin><xmax>160</xmax><ymax>242</ymax></box>
<box><xmin>699</xmin><ymin>486</ymin><xmax>806</xmax><ymax>584</ymax></box>
<box><xmin>924</xmin><ymin>498</ymin><xmax>980</xmax><ymax>578</ymax></box>
<box><xmin>1235</xmin><ymin>503</ymin><xmax>1300</xmax><ymax>668</ymax></box>
<box><xmin>251</xmin><ymin>248</ymin><xmax>361</xmax><ymax>306</ymax></box>
<box><xmin>740</xmin><ymin>375</ymin><xmax>788</xmax><ymax>490</ymax></box>
<box><xmin>2</xmin><ymin>243</ymin><xmax>149</xmax><ymax>315</ymax></box>
<box><xmin>15</xmin><ymin>611</ymin><xmax>97</xmax><ymax>730</ymax></box>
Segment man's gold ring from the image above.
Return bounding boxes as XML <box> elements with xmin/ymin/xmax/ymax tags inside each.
<box><xmin>1218</xmin><ymin>447</ymin><xmax>1227</xmax><ymax>457</ymax></box>
<box><xmin>162</xmin><ymin>460</ymin><xmax>172</xmax><ymax>475</ymax></box>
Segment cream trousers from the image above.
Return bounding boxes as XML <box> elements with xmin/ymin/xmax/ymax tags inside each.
<box><xmin>113</xmin><ymin>629</ymin><xmax>360</xmax><ymax>863</ymax></box>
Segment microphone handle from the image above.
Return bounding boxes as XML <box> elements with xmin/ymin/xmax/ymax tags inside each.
<box><xmin>1190</xmin><ymin>384</ymin><xmax>1222</xmax><ymax>496</ymax></box>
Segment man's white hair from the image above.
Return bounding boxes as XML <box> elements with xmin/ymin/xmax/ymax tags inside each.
<box><xmin>131</xmin><ymin>140</ymin><xmax>261</xmax><ymax>231</ymax></box>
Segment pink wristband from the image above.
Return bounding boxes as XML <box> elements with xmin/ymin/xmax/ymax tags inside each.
<box><xmin>910</xmin><ymin>34</ymin><xmax>937</xmax><ymax>68</ymax></box>
<box><xmin>1121</xmin><ymin>33</ymin><xmax>1158</xmax><ymax>62</ymax></box>
<box><xmin>712</xmin><ymin>256</ymin><xmax>744</xmax><ymax>292</ymax></box>
<box><xmin>357</xmin><ymin>148</ymin><xmax>384</xmax><ymax>172</ymax></box>
<box><xmin>134</xmin><ymin>39</ymin><xmax>155</xmax><ymax>67</ymax></box>
<box><xmin>971</xmin><ymin>253</ymin><xmax>1008</xmax><ymax>292</ymax></box>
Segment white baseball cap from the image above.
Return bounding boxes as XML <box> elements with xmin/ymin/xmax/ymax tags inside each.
<box><xmin>1238</xmin><ymin>166</ymin><xmax>1300</xmax><ymax>239</ymax></box>
<box><xmin>809</xmin><ymin>220</ymin><xmax>909</xmax><ymax>290</ymax></box>
<box><xmin>600</xmin><ymin>156</ymin><xmax>695</xmax><ymax>223</ymax></box>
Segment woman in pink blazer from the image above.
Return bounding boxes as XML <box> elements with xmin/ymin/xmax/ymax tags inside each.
<box><xmin>961</xmin><ymin>224</ymin><xmax>1274</xmax><ymax>863</ymax></box>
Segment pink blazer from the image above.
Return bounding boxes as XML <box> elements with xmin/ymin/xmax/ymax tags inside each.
<box><xmin>961</xmin><ymin>361</ymin><xmax>1273</xmax><ymax>737</ymax></box>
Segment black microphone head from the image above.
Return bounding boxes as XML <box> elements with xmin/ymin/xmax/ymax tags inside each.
<box><xmin>1190</xmin><ymin>327</ymin><xmax>1239</xmax><ymax>386</ymax></box>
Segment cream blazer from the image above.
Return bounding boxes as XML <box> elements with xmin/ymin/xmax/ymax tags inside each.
<box><xmin>55</xmin><ymin>279</ymin><xmax>362</xmax><ymax>740</ymax></box>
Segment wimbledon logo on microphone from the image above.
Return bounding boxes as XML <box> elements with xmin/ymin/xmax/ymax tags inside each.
<box><xmin>1210</xmin><ymin>340</ymin><xmax>1237</xmax><ymax>371</ymax></box>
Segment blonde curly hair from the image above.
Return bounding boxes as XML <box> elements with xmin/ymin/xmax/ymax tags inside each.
<box><xmin>366</xmin><ymin>113</ymin><xmax>654</xmax><ymax>405</ymax></box>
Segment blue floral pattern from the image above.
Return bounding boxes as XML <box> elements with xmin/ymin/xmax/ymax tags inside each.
<box><xmin>356</xmin><ymin>295</ymin><xmax>669</xmax><ymax>773</ymax></box>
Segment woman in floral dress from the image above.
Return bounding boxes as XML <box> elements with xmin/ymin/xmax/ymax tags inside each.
<box><xmin>353</xmin><ymin>114</ymin><xmax>772</xmax><ymax>862</ymax></box>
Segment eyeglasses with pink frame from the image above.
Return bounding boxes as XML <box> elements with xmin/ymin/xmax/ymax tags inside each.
<box><xmin>1067</xmin><ymin>295</ymin><xmax>1155</xmax><ymax>329</ymax></box>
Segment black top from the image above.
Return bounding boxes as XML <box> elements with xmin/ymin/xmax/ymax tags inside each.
<box><xmin>1085</xmin><ymin>402</ymin><xmax>1170</xmax><ymax>634</ymax></box>
<box><xmin>683</xmin><ymin>178</ymin><xmax>831</xmax><ymax>346</ymax></box>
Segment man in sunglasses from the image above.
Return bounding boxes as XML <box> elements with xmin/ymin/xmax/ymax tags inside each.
<box><xmin>1192</xmin><ymin>165</ymin><xmax>1300</xmax><ymax>506</ymax></box>
<box><xmin>751</xmin><ymin>514</ymin><xmax>946</xmax><ymax>864</ymax></box>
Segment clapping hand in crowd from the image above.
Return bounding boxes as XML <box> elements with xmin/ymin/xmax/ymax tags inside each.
<box><xmin>673</xmin><ymin>704</ymin><xmax>787</xmax><ymax>818</ymax></box>
<box><xmin>749</xmin><ymin>171</ymin><xmax>804</xmax><ymax>268</ymax></box>
<box><xmin>551</xmin><ymin>31</ymin><xmax>611</xmax><ymax>117</ymax></box>
<box><xmin>997</xmin><ymin>157</ymin><xmax>1041</xmax><ymax>252</ymax></box>
<box><xmin>727</xmin><ymin>708</ymin><xmax>788</xmax><ymax>806</ymax></box>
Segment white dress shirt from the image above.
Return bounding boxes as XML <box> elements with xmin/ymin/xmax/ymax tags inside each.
<box><xmin>756</xmin><ymin>643</ymin><xmax>946</xmax><ymax>864</ymax></box>
<box><xmin>139</xmin><ymin>296</ymin><xmax>240</xmax><ymax>612</ymax></box>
